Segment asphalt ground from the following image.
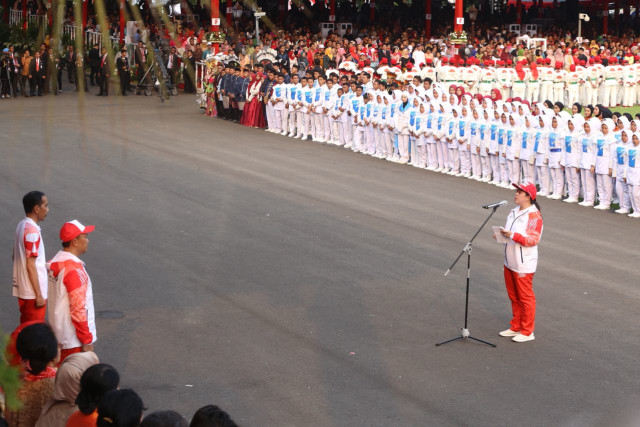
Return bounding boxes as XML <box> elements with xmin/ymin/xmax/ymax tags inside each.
<box><xmin>1</xmin><ymin>90</ymin><xmax>640</xmax><ymax>427</ymax></box>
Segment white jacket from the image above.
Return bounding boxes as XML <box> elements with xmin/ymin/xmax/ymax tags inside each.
<box><xmin>503</xmin><ymin>205</ymin><xmax>543</xmax><ymax>274</ymax></box>
<box><xmin>47</xmin><ymin>250</ymin><xmax>97</xmax><ymax>349</ymax></box>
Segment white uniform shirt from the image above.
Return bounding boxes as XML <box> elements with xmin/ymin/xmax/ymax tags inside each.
<box><xmin>13</xmin><ymin>217</ymin><xmax>47</xmax><ymax>299</ymax></box>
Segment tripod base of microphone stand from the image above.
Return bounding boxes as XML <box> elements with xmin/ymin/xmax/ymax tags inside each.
<box><xmin>436</xmin><ymin>328</ymin><xmax>496</xmax><ymax>347</ymax></box>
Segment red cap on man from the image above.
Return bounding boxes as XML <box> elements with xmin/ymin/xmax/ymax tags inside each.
<box><xmin>513</xmin><ymin>181</ymin><xmax>537</xmax><ymax>201</ymax></box>
<box><xmin>380</xmin><ymin>58</ymin><xmax>388</xmax><ymax>64</ymax></box>
<box><xmin>60</xmin><ymin>220</ymin><xmax>95</xmax><ymax>242</ymax></box>
<box><xmin>545</xmin><ymin>58</ymin><xmax>551</xmax><ymax>65</ymax></box>
<box><xmin>588</xmin><ymin>57</ymin><xmax>595</xmax><ymax>64</ymax></box>
<box><xmin>441</xmin><ymin>57</ymin><xmax>448</xmax><ymax>64</ymax></box>
<box><xmin>570</xmin><ymin>64</ymin><xmax>576</xmax><ymax>71</ymax></box>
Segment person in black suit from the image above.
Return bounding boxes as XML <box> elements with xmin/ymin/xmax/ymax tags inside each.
<box><xmin>65</xmin><ymin>45</ymin><xmax>77</xmax><ymax>84</ymax></box>
<box><xmin>97</xmin><ymin>47</ymin><xmax>110</xmax><ymax>96</ymax></box>
<box><xmin>166</xmin><ymin>46</ymin><xmax>179</xmax><ymax>88</ymax></box>
<box><xmin>89</xmin><ymin>43</ymin><xmax>100</xmax><ymax>85</ymax></box>
<box><xmin>116</xmin><ymin>49</ymin><xmax>130</xmax><ymax>96</ymax></box>
<box><xmin>182</xmin><ymin>50</ymin><xmax>196</xmax><ymax>94</ymax></box>
<box><xmin>378</xmin><ymin>44</ymin><xmax>391</xmax><ymax>65</ymax></box>
<box><xmin>39</xmin><ymin>44</ymin><xmax>50</xmax><ymax>94</ymax></box>
<box><xmin>29</xmin><ymin>51</ymin><xmax>46</xmax><ymax>96</ymax></box>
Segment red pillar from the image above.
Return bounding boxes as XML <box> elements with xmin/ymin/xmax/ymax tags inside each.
<box><xmin>516</xmin><ymin>0</ymin><xmax>522</xmax><ymax>24</ymax></box>
<box><xmin>211</xmin><ymin>0</ymin><xmax>219</xmax><ymax>53</ymax></box>
<box><xmin>454</xmin><ymin>0</ymin><xmax>463</xmax><ymax>32</ymax></box>
<box><xmin>329</xmin><ymin>0</ymin><xmax>336</xmax><ymax>22</ymax></box>
<box><xmin>3</xmin><ymin>0</ymin><xmax>8</xmax><ymax>24</ymax></box>
<box><xmin>82</xmin><ymin>0</ymin><xmax>87</xmax><ymax>32</ymax></box>
<box><xmin>538</xmin><ymin>0</ymin><xmax>543</xmax><ymax>18</ymax></box>
<box><xmin>603</xmin><ymin>0</ymin><xmax>608</xmax><ymax>34</ymax></box>
<box><xmin>614</xmin><ymin>0</ymin><xmax>620</xmax><ymax>28</ymax></box>
<box><xmin>370</xmin><ymin>0</ymin><xmax>375</xmax><ymax>22</ymax></box>
<box><xmin>119</xmin><ymin>0</ymin><xmax>125</xmax><ymax>44</ymax></box>
<box><xmin>425</xmin><ymin>0</ymin><xmax>432</xmax><ymax>37</ymax></box>
<box><xmin>22</xmin><ymin>0</ymin><xmax>27</xmax><ymax>29</ymax></box>
<box><xmin>279</xmin><ymin>0</ymin><xmax>286</xmax><ymax>23</ymax></box>
<box><xmin>226</xmin><ymin>0</ymin><xmax>231</xmax><ymax>26</ymax></box>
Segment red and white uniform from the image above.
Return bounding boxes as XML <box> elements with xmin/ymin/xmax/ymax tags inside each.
<box><xmin>47</xmin><ymin>251</ymin><xmax>97</xmax><ymax>350</ymax></box>
<box><xmin>13</xmin><ymin>218</ymin><xmax>48</xmax><ymax>299</ymax></box>
<box><xmin>503</xmin><ymin>204</ymin><xmax>543</xmax><ymax>336</ymax></box>
<box><xmin>12</xmin><ymin>218</ymin><xmax>48</xmax><ymax>323</ymax></box>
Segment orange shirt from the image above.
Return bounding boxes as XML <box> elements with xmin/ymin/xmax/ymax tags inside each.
<box><xmin>66</xmin><ymin>410</ymin><xmax>98</xmax><ymax>427</ymax></box>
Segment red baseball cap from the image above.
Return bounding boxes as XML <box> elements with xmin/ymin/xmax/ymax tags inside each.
<box><xmin>60</xmin><ymin>220</ymin><xmax>95</xmax><ymax>242</ymax></box>
<box><xmin>513</xmin><ymin>181</ymin><xmax>537</xmax><ymax>201</ymax></box>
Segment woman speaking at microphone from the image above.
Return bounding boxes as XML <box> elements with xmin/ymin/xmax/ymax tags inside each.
<box><xmin>497</xmin><ymin>181</ymin><xmax>543</xmax><ymax>343</ymax></box>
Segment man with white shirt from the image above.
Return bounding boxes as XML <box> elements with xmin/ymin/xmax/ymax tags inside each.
<box><xmin>312</xmin><ymin>75</ymin><xmax>327</xmax><ymax>142</ymax></box>
<box><xmin>13</xmin><ymin>191</ymin><xmax>50</xmax><ymax>324</ymax></box>
<box><xmin>270</xmin><ymin>73</ymin><xmax>287</xmax><ymax>134</ymax></box>
<box><xmin>411</xmin><ymin>44</ymin><xmax>426</xmax><ymax>70</ymax></box>
<box><xmin>287</xmin><ymin>74</ymin><xmax>300</xmax><ymax>137</ymax></box>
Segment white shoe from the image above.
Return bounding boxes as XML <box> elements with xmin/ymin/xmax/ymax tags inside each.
<box><xmin>482</xmin><ymin>177</ymin><xmax>491</xmax><ymax>182</ymax></box>
<box><xmin>499</xmin><ymin>329</ymin><xmax>520</xmax><ymax>337</ymax></box>
<box><xmin>581</xmin><ymin>202</ymin><xmax>594</xmax><ymax>207</ymax></box>
<box><xmin>488</xmin><ymin>180</ymin><xmax>497</xmax><ymax>185</ymax></box>
<box><xmin>537</xmin><ymin>191</ymin><xmax>548</xmax><ymax>197</ymax></box>
<box><xmin>563</xmin><ymin>198</ymin><xmax>578</xmax><ymax>203</ymax></box>
<box><xmin>615</xmin><ymin>208</ymin><xmax>630</xmax><ymax>214</ymax></box>
<box><xmin>426</xmin><ymin>166</ymin><xmax>435</xmax><ymax>171</ymax></box>
<box><xmin>512</xmin><ymin>333</ymin><xmax>535</xmax><ymax>343</ymax></box>
<box><xmin>549</xmin><ymin>194</ymin><xmax>562</xmax><ymax>200</ymax></box>
<box><xmin>441</xmin><ymin>168</ymin><xmax>450</xmax><ymax>174</ymax></box>
<box><xmin>594</xmin><ymin>205</ymin><xmax>609</xmax><ymax>210</ymax></box>
<box><xmin>629</xmin><ymin>212</ymin><xmax>640</xmax><ymax>218</ymax></box>
<box><xmin>344</xmin><ymin>143</ymin><xmax>352</xmax><ymax>149</ymax></box>
<box><xmin>434</xmin><ymin>167</ymin><xmax>443</xmax><ymax>172</ymax></box>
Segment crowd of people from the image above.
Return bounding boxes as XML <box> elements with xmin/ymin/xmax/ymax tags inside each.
<box><xmin>193</xmin><ymin>24</ymin><xmax>640</xmax><ymax>218</ymax></box>
<box><xmin>0</xmin><ymin>192</ymin><xmax>237</xmax><ymax>427</ymax></box>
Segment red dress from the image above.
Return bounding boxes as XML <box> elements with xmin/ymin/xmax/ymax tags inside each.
<box><xmin>240</xmin><ymin>81</ymin><xmax>266</xmax><ymax>128</ymax></box>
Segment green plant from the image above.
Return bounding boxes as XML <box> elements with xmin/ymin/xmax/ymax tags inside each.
<box><xmin>0</xmin><ymin>329</ymin><xmax>22</xmax><ymax>411</ymax></box>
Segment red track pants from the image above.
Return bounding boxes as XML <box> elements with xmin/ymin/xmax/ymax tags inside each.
<box><xmin>18</xmin><ymin>298</ymin><xmax>46</xmax><ymax>324</ymax></box>
<box><xmin>59</xmin><ymin>347</ymin><xmax>83</xmax><ymax>365</ymax></box>
<box><xmin>503</xmin><ymin>266</ymin><xmax>536</xmax><ymax>336</ymax></box>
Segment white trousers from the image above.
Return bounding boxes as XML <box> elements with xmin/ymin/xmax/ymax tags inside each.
<box><xmin>481</xmin><ymin>156</ymin><xmax>491</xmax><ymax>179</ymax></box>
<box><xmin>459</xmin><ymin>150</ymin><xmax>471</xmax><ymax>174</ymax></box>
<box><xmin>448</xmin><ymin>147</ymin><xmax>460</xmax><ymax>172</ymax></box>
<box><xmin>312</xmin><ymin>113</ymin><xmax>323</xmax><ymax>140</ymax></box>
<box><xmin>629</xmin><ymin>184</ymin><xmax>640</xmax><ymax>213</ymax></box>
<box><xmin>281</xmin><ymin>109</ymin><xmax>289</xmax><ymax>134</ymax></box>
<box><xmin>527</xmin><ymin>84</ymin><xmax>540</xmax><ymax>104</ymax></box>
<box><xmin>490</xmin><ymin>154</ymin><xmax>501</xmax><ymax>182</ymax></box>
<box><xmin>273</xmin><ymin>109</ymin><xmax>283</xmax><ymax>132</ymax></box>
<box><xmin>536</xmin><ymin>165</ymin><xmax>550</xmax><ymax>194</ymax></box>
<box><xmin>427</xmin><ymin>143</ymin><xmax>437</xmax><ymax>168</ymax></box>
<box><xmin>470</xmin><ymin>152</ymin><xmax>481</xmax><ymax>177</ymax></box>
<box><xmin>615</xmin><ymin>177</ymin><xmax>631</xmax><ymax>210</ymax></box>
<box><xmin>596</xmin><ymin>174</ymin><xmax>613</xmax><ymax>207</ymax></box>
<box><xmin>540</xmin><ymin>83</ymin><xmax>553</xmax><ymax>102</ymax></box>
<box><xmin>521</xmin><ymin>160</ymin><xmax>535</xmax><ymax>183</ymax></box>
<box><xmin>565</xmin><ymin>167</ymin><xmax>580</xmax><ymax>200</ymax></box>
<box><xmin>553</xmin><ymin>84</ymin><xmax>565</xmax><ymax>105</ymax></box>
<box><xmin>549</xmin><ymin>167</ymin><xmax>565</xmax><ymax>196</ymax></box>
<box><xmin>580</xmin><ymin>169</ymin><xmax>596</xmax><ymax>204</ymax></box>
<box><xmin>602</xmin><ymin>84</ymin><xmax>618</xmax><ymax>108</ymax></box>
<box><xmin>508</xmin><ymin>159</ymin><xmax>521</xmax><ymax>185</ymax></box>
<box><xmin>398</xmin><ymin>134</ymin><xmax>410</xmax><ymax>161</ymax></box>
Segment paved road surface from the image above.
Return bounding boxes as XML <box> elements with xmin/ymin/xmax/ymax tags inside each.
<box><xmin>1</xmin><ymin>93</ymin><xmax>639</xmax><ymax>426</ymax></box>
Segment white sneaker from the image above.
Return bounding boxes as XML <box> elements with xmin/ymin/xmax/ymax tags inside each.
<box><xmin>512</xmin><ymin>333</ymin><xmax>535</xmax><ymax>343</ymax></box>
<box><xmin>549</xmin><ymin>194</ymin><xmax>562</xmax><ymax>200</ymax></box>
<box><xmin>482</xmin><ymin>177</ymin><xmax>491</xmax><ymax>182</ymax></box>
<box><xmin>615</xmin><ymin>208</ymin><xmax>630</xmax><ymax>214</ymax></box>
<box><xmin>563</xmin><ymin>198</ymin><xmax>578</xmax><ymax>203</ymax></box>
<box><xmin>499</xmin><ymin>329</ymin><xmax>520</xmax><ymax>337</ymax></box>
<box><xmin>434</xmin><ymin>167</ymin><xmax>443</xmax><ymax>172</ymax></box>
<box><xmin>594</xmin><ymin>205</ymin><xmax>609</xmax><ymax>210</ymax></box>
<box><xmin>344</xmin><ymin>143</ymin><xmax>352</xmax><ymax>149</ymax></box>
<box><xmin>581</xmin><ymin>202</ymin><xmax>594</xmax><ymax>207</ymax></box>
<box><xmin>537</xmin><ymin>191</ymin><xmax>548</xmax><ymax>197</ymax></box>
<box><xmin>629</xmin><ymin>212</ymin><xmax>640</xmax><ymax>218</ymax></box>
<box><xmin>426</xmin><ymin>166</ymin><xmax>435</xmax><ymax>171</ymax></box>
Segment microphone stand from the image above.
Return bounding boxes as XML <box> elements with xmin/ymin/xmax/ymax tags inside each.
<box><xmin>436</xmin><ymin>205</ymin><xmax>501</xmax><ymax>348</ymax></box>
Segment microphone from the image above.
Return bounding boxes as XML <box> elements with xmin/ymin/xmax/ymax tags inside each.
<box><xmin>482</xmin><ymin>200</ymin><xmax>508</xmax><ymax>209</ymax></box>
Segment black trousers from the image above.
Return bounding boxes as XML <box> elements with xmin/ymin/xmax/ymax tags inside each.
<box><xmin>99</xmin><ymin>73</ymin><xmax>109</xmax><ymax>95</ymax></box>
<box><xmin>90</xmin><ymin>66</ymin><xmax>99</xmax><ymax>84</ymax></box>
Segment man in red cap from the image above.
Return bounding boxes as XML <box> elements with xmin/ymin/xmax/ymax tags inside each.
<box><xmin>566</xmin><ymin>63</ymin><xmax>581</xmax><ymax>105</ymax></box>
<box><xmin>46</xmin><ymin>220</ymin><xmax>97</xmax><ymax>363</ymax></box>
<box><xmin>622</xmin><ymin>59</ymin><xmax>636</xmax><ymax>106</ymax></box>
<box><xmin>553</xmin><ymin>62</ymin><xmax>566</xmax><ymax>104</ymax></box>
